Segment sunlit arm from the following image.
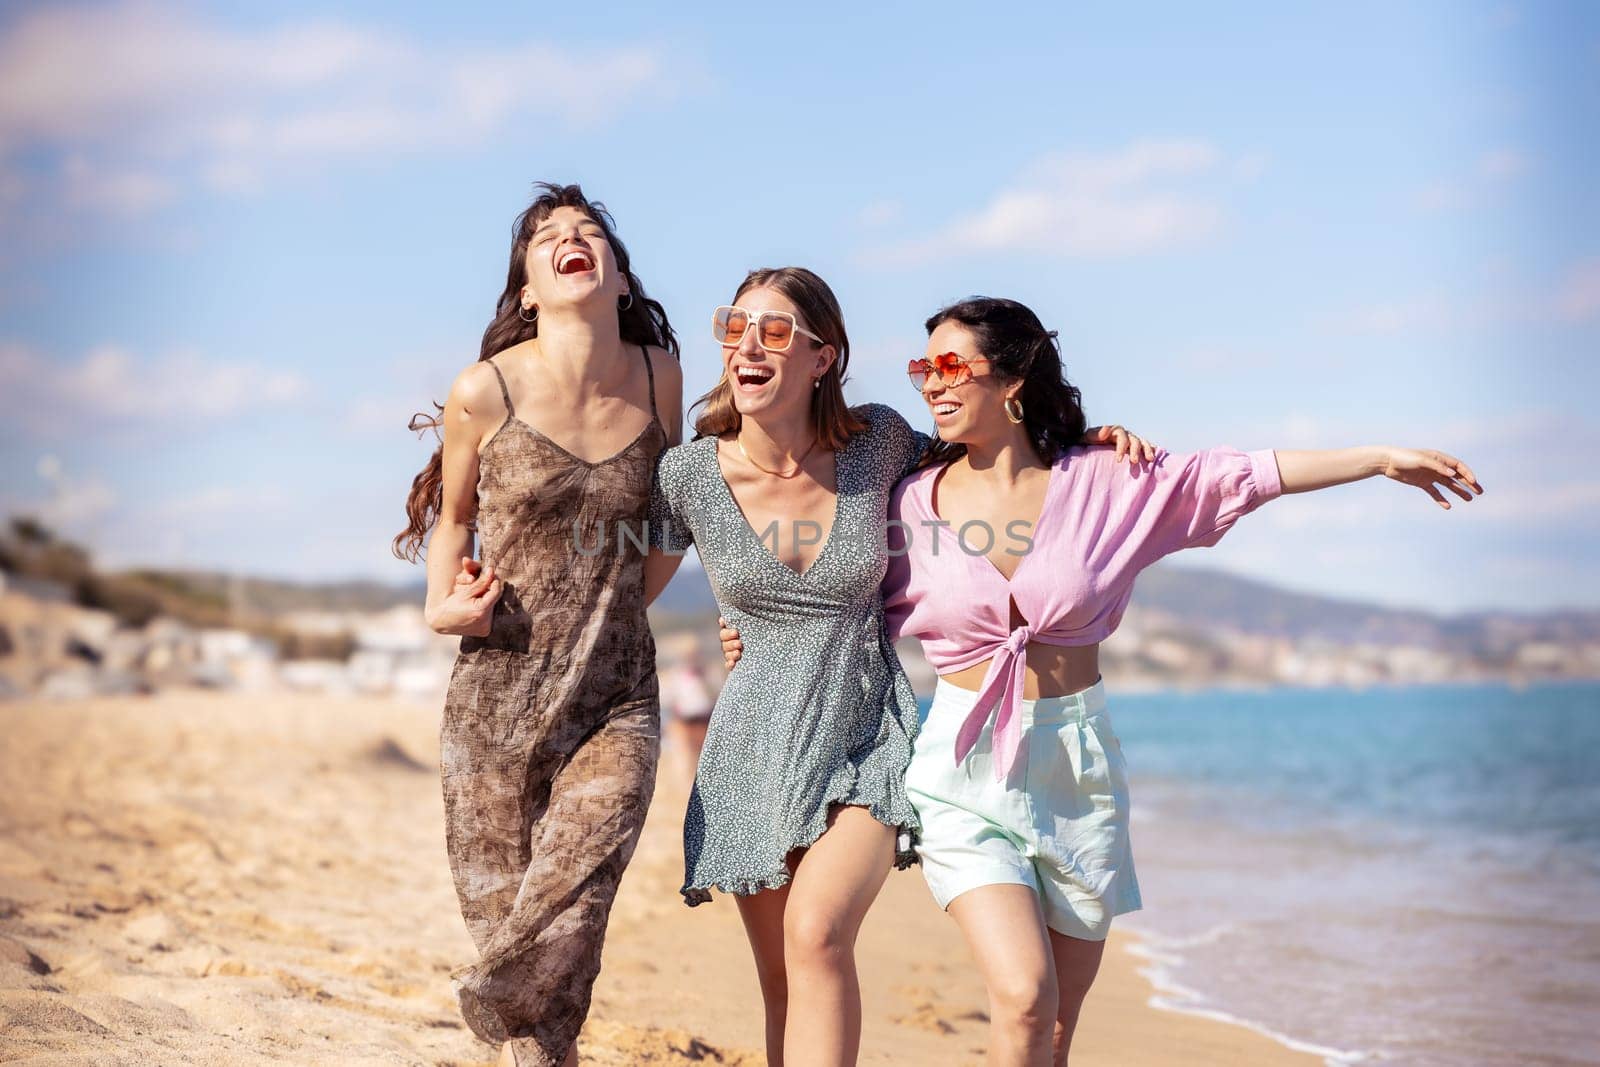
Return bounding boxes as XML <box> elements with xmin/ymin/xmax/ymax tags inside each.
<box><xmin>424</xmin><ymin>367</ymin><xmax>503</xmax><ymax>635</ymax></box>
<box><xmin>644</xmin><ymin>548</ymin><xmax>684</xmax><ymax>607</ymax></box>
<box><xmin>642</xmin><ymin>348</ymin><xmax>688</xmax><ymax>609</ymax></box>
<box><xmin>1274</xmin><ymin>446</ymin><xmax>1484</xmax><ymax>510</ymax></box>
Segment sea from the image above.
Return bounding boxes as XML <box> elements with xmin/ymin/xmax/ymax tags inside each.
<box><xmin>918</xmin><ymin>681</ymin><xmax>1600</xmax><ymax>1066</ymax></box>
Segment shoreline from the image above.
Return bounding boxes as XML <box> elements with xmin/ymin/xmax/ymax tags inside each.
<box><xmin>1125</xmin><ymin>933</ymin><xmax>1368</xmax><ymax>1065</ymax></box>
<box><xmin>0</xmin><ymin>690</ymin><xmax>1321</xmax><ymax>1065</ymax></box>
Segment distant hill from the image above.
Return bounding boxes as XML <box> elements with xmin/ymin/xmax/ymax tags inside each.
<box><xmin>37</xmin><ymin>548</ymin><xmax>1599</xmax><ymax>653</ymax></box>
<box><xmin>1134</xmin><ymin>564</ymin><xmax>1600</xmax><ymax>653</ymax></box>
<box><xmin>137</xmin><ymin>572</ymin><xmax>428</xmax><ymax>616</ymax></box>
<box><xmin>649</xmin><ymin>557</ymin><xmax>1600</xmax><ymax>653</ymax></box>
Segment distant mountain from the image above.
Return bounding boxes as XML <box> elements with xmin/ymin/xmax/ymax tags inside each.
<box><xmin>1134</xmin><ymin>564</ymin><xmax>1600</xmax><ymax>652</ymax></box>
<box><xmin>102</xmin><ymin>569</ymin><xmax>427</xmax><ymax>617</ymax></box>
<box><xmin>76</xmin><ymin>558</ymin><xmax>1596</xmax><ymax>655</ymax></box>
<box><xmin>654</xmin><ymin>558</ymin><xmax>1600</xmax><ymax>654</ymax></box>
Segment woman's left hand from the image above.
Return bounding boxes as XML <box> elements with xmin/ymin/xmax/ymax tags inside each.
<box><xmin>1084</xmin><ymin>424</ymin><xmax>1158</xmax><ymax>464</ymax></box>
<box><xmin>1381</xmin><ymin>447</ymin><xmax>1484</xmax><ymax>509</ymax></box>
<box><xmin>717</xmin><ymin>616</ymin><xmax>743</xmax><ymax>670</ymax></box>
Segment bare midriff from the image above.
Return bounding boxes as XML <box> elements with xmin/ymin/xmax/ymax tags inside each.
<box><xmin>938</xmin><ymin>641</ymin><xmax>1102</xmax><ymax>699</ymax></box>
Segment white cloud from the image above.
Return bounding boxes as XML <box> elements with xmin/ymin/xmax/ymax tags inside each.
<box><xmin>66</xmin><ymin>345</ymin><xmax>306</xmax><ymax>418</ymax></box>
<box><xmin>1325</xmin><ymin>257</ymin><xmax>1600</xmax><ymax>336</ymax></box>
<box><xmin>346</xmin><ymin>392</ymin><xmax>442</xmax><ymax>437</ymax></box>
<box><xmin>1414</xmin><ymin>147</ymin><xmax>1532</xmax><ymax>214</ymax></box>
<box><xmin>1479</xmin><ymin>148</ymin><xmax>1530</xmax><ymax>182</ymax></box>
<box><xmin>866</xmin><ymin>139</ymin><xmax>1233</xmax><ymax>264</ymax></box>
<box><xmin>1325</xmin><ymin>295</ymin><xmax>1461</xmax><ymax>336</ymax></box>
<box><xmin>1554</xmin><ymin>259</ymin><xmax>1600</xmax><ymax>322</ymax></box>
<box><xmin>1229</xmin><ymin>406</ymin><xmax>1599</xmax><ymax>536</ymax></box>
<box><xmin>0</xmin><ymin>341</ymin><xmax>309</xmax><ymax>433</ymax></box>
<box><xmin>0</xmin><ymin>2</ymin><xmax>685</xmax><ymax>220</ymax></box>
<box><xmin>0</xmin><ymin>455</ymin><xmax>118</xmax><ymax>540</ymax></box>
<box><xmin>1176</xmin><ymin>344</ymin><xmax>1279</xmax><ymax>373</ymax></box>
<box><xmin>35</xmin><ymin>458</ymin><xmax>118</xmax><ymax>528</ymax></box>
<box><xmin>163</xmin><ymin>485</ymin><xmax>288</xmax><ymax>523</ymax></box>
<box><xmin>61</xmin><ymin>155</ymin><xmax>174</xmax><ymax>215</ymax></box>
<box><xmin>858</xmin><ymin>199</ymin><xmax>903</xmax><ymax>228</ymax></box>
<box><xmin>1232</xmin><ymin>151</ymin><xmax>1270</xmax><ymax>182</ymax></box>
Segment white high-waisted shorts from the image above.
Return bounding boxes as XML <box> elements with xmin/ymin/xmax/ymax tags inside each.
<box><xmin>906</xmin><ymin>677</ymin><xmax>1142</xmax><ymax>940</ymax></box>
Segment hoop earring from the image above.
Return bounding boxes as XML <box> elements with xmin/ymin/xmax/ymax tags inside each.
<box><xmin>518</xmin><ymin>304</ymin><xmax>538</xmax><ymax>324</ymax></box>
<box><xmin>618</xmin><ymin>292</ymin><xmax>633</xmax><ymax>311</ymax></box>
<box><xmin>1003</xmin><ymin>396</ymin><xmax>1025</xmax><ymax>424</ymax></box>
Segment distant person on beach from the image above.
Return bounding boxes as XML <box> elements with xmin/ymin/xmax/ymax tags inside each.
<box><xmin>394</xmin><ymin>184</ymin><xmax>684</xmax><ymax>1067</ymax></box>
<box><xmin>726</xmin><ymin>295</ymin><xmax>1482</xmax><ymax>1065</ymax></box>
<box><xmin>659</xmin><ymin>650</ymin><xmax>716</xmax><ymax>790</ymax></box>
<box><xmin>646</xmin><ymin>268</ymin><xmax>1149</xmax><ymax>1066</ymax></box>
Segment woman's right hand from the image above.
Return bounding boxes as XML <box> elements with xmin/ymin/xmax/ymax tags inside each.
<box><xmin>718</xmin><ymin>615</ymin><xmax>742</xmax><ymax>670</ymax></box>
<box><xmin>427</xmin><ymin>556</ymin><xmax>503</xmax><ymax>636</ymax></box>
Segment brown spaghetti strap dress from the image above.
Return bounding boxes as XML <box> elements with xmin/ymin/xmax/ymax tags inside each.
<box><xmin>440</xmin><ymin>345</ymin><xmax>665</xmax><ymax>1067</ymax></box>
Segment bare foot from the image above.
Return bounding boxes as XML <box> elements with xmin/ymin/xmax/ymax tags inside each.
<box><xmin>496</xmin><ymin>1042</ymin><xmax>577</xmax><ymax>1067</ymax></box>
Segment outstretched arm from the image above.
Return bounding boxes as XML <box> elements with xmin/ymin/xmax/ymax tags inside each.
<box><xmin>1275</xmin><ymin>447</ymin><xmax>1483</xmax><ymax>509</ymax></box>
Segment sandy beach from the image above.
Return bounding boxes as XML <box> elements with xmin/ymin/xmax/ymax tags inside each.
<box><xmin>0</xmin><ymin>690</ymin><xmax>1317</xmax><ymax>1065</ymax></box>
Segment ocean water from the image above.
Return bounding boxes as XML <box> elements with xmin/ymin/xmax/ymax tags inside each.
<box><xmin>919</xmin><ymin>682</ymin><xmax>1600</xmax><ymax>1065</ymax></box>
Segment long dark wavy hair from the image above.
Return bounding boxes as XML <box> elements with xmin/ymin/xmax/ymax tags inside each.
<box><xmin>393</xmin><ymin>183</ymin><xmax>679</xmax><ymax>562</ymax></box>
<box><xmin>917</xmin><ymin>297</ymin><xmax>1087</xmax><ymax>470</ymax></box>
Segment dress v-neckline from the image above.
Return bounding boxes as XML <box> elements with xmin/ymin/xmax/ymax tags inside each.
<box><xmin>927</xmin><ymin>455</ymin><xmax>1059</xmax><ymax>585</ymax></box>
<box><xmin>711</xmin><ymin>435</ymin><xmax>844</xmax><ymax>580</ymax></box>
<box><xmin>483</xmin><ymin>414</ymin><xmax>658</xmax><ymax>468</ymax></box>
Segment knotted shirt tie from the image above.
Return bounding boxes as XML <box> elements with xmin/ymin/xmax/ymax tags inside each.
<box><xmin>953</xmin><ymin>625</ymin><xmax>1032</xmax><ymax>781</ymax></box>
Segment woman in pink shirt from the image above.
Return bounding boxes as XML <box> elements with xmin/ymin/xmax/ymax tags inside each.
<box><xmin>881</xmin><ymin>296</ymin><xmax>1482</xmax><ymax>1064</ymax></box>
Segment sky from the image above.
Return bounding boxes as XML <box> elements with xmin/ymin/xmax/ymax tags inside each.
<box><xmin>0</xmin><ymin>1</ymin><xmax>1596</xmax><ymax>614</ymax></box>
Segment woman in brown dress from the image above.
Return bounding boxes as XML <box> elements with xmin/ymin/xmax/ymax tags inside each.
<box><xmin>394</xmin><ymin>183</ymin><xmax>682</xmax><ymax>1067</ymax></box>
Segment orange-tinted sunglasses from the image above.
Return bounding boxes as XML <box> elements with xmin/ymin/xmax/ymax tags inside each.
<box><xmin>907</xmin><ymin>352</ymin><xmax>993</xmax><ymax>390</ymax></box>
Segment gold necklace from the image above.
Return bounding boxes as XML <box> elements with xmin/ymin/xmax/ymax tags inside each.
<box><xmin>736</xmin><ymin>432</ymin><xmax>818</xmax><ymax>478</ymax></box>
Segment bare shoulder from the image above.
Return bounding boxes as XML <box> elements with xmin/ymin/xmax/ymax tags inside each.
<box><xmin>448</xmin><ymin>359</ymin><xmax>510</xmax><ymax>418</ymax></box>
<box><xmin>643</xmin><ymin>345</ymin><xmax>683</xmax><ymax>442</ymax></box>
<box><xmin>643</xmin><ymin>344</ymin><xmax>682</xmax><ymax>390</ymax></box>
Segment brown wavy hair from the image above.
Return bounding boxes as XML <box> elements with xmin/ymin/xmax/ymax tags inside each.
<box><xmin>916</xmin><ymin>296</ymin><xmax>1087</xmax><ymax>471</ymax></box>
<box><xmin>690</xmin><ymin>266</ymin><xmax>866</xmax><ymax>448</ymax></box>
<box><xmin>393</xmin><ymin>183</ymin><xmax>679</xmax><ymax>562</ymax></box>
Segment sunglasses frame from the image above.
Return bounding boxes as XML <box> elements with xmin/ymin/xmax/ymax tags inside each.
<box><xmin>907</xmin><ymin>352</ymin><xmax>994</xmax><ymax>391</ymax></box>
<box><xmin>712</xmin><ymin>305</ymin><xmax>825</xmax><ymax>353</ymax></box>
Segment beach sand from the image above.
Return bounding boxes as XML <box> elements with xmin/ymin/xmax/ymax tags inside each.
<box><xmin>0</xmin><ymin>691</ymin><xmax>1316</xmax><ymax>1065</ymax></box>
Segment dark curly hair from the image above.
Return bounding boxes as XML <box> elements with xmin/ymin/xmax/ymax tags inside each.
<box><xmin>917</xmin><ymin>297</ymin><xmax>1087</xmax><ymax>470</ymax></box>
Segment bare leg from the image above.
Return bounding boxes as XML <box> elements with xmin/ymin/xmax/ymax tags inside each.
<box><xmin>1047</xmin><ymin>931</ymin><xmax>1105</xmax><ymax>1065</ymax></box>
<box><xmin>735</xmin><ymin>882</ymin><xmax>792</xmax><ymax>1066</ymax></box>
<box><xmin>945</xmin><ymin>883</ymin><xmax>1058</xmax><ymax>1067</ymax></box>
<box><xmin>781</xmin><ymin>805</ymin><xmax>894</xmax><ymax>1067</ymax></box>
<box><xmin>682</xmin><ymin>718</ymin><xmax>709</xmax><ymax>772</ymax></box>
<box><xmin>666</xmin><ymin>717</ymin><xmax>710</xmax><ymax>791</ymax></box>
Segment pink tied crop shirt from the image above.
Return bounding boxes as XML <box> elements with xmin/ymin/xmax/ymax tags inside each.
<box><xmin>883</xmin><ymin>445</ymin><xmax>1283</xmax><ymax>781</ymax></box>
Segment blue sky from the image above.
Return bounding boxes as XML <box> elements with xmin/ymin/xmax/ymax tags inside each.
<box><xmin>1</xmin><ymin>1</ymin><xmax>1595</xmax><ymax>612</ymax></box>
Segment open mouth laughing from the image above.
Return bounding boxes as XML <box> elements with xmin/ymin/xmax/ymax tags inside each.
<box><xmin>555</xmin><ymin>248</ymin><xmax>595</xmax><ymax>275</ymax></box>
<box><xmin>734</xmin><ymin>364</ymin><xmax>775</xmax><ymax>393</ymax></box>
